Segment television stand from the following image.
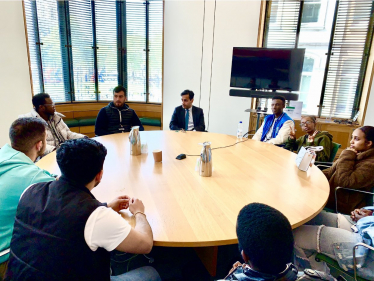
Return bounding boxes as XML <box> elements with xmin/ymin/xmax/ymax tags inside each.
<box><xmin>229</xmin><ymin>89</ymin><xmax>299</xmax><ymax>100</ymax></box>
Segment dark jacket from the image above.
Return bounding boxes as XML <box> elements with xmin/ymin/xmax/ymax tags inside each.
<box><xmin>284</xmin><ymin>131</ymin><xmax>333</xmax><ymax>162</ymax></box>
<box><xmin>169</xmin><ymin>105</ymin><xmax>205</xmax><ymax>132</ymax></box>
<box><xmin>5</xmin><ymin>178</ymin><xmax>109</xmax><ymax>281</ymax></box>
<box><xmin>95</xmin><ymin>102</ymin><xmax>144</xmax><ymax>136</ymax></box>
<box><xmin>324</xmin><ymin>148</ymin><xmax>374</xmax><ymax>214</ymax></box>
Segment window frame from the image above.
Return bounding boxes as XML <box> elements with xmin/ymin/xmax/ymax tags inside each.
<box><xmin>262</xmin><ymin>0</ymin><xmax>374</xmax><ymax>119</ymax></box>
<box><xmin>22</xmin><ymin>0</ymin><xmax>163</xmax><ymax>105</ymax></box>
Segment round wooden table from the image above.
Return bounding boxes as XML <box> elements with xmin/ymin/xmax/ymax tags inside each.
<box><xmin>37</xmin><ymin>131</ymin><xmax>330</xmax><ymax>247</ymax></box>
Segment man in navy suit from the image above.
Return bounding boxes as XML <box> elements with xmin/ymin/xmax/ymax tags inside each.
<box><xmin>169</xmin><ymin>90</ymin><xmax>205</xmax><ymax>132</ymax></box>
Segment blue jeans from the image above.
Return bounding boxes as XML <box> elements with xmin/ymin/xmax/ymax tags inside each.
<box><xmin>110</xmin><ymin>266</ymin><xmax>161</xmax><ymax>281</ymax></box>
<box><xmin>293</xmin><ymin>211</ymin><xmax>362</xmax><ymax>272</ymax></box>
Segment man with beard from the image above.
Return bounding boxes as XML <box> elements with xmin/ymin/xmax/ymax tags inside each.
<box><xmin>19</xmin><ymin>93</ymin><xmax>86</xmax><ymax>154</ymax></box>
<box><xmin>169</xmin><ymin>89</ymin><xmax>205</xmax><ymax>132</ymax></box>
<box><xmin>0</xmin><ymin>118</ymin><xmax>56</xmax><ymax>278</ymax></box>
<box><xmin>95</xmin><ymin>86</ymin><xmax>144</xmax><ymax>136</ymax></box>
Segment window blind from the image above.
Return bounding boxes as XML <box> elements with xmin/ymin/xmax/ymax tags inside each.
<box><xmin>126</xmin><ymin>0</ymin><xmax>146</xmax><ymax>102</ymax></box>
<box><xmin>95</xmin><ymin>0</ymin><xmax>119</xmax><ymax>101</ymax></box>
<box><xmin>24</xmin><ymin>0</ymin><xmax>66</xmax><ymax>102</ymax></box>
<box><xmin>264</xmin><ymin>0</ymin><xmax>374</xmax><ymax>119</ymax></box>
<box><xmin>264</xmin><ymin>0</ymin><xmax>300</xmax><ymax>48</ymax></box>
<box><xmin>148</xmin><ymin>0</ymin><xmax>163</xmax><ymax>103</ymax></box>
<box><xmin>68</xmin><ymin>0</ymin><xmax>96</xmax><ymax>101</ymax></box>
<box><xmin>24</xmin><ymin>0</ymin><xmax>163</xmax><ymax>104</ymax></box>
<box><xmin>24</xmin><ymin>0</ymin><xmax>43</xmax><ymax>95</ymax></box>
<box><xmin>321</xmin><ymin>0</ymin><xmax>374</xmax><ymax>118</ymax></box>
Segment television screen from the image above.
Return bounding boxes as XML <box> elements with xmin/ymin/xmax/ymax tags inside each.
<box><xmin>230</xmin><ymin>47</ymin><xmax>305</xmax><ymax>91</ymax></box>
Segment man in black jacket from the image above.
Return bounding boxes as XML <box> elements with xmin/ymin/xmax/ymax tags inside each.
<box><xmin>95</xmin><ymin>86</ymin><xmax>144</xmax><ymax>136</ymax></box>
<box><xmin>169</xmin><ymin>90</ymin><xmax>205</xmax><ymax>132</ymax></box>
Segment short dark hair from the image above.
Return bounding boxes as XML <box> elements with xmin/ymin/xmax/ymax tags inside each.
<box><xmin>57</xmin><ymin>139</ymin><xmax>107</xmax><ymax>185</ymax></box>
<box><xmin>32</xmin><ymin>93</ymin><xmax>50</xmax><ymax>112</ymax></box>
<box><xmin>9</xmin><ymin>118</ymin><xmax>46</xmax><ymax>154</ymax></box>
<box><xmin>359</xmin><ymin>126</ymin><xmax>374</xmax><ymax>143</ymax></box>
<box><xmin>181</xmin><ymin>90</ymin><xmax>194</xmax><ymax>100</ymax></box>
<box><xmin>272</xmin><ymin>95</ymin><xmax>285</xmax><ymax>104</ymax></box>
<box><xmin>113</xmin><ymin>85</ymin><xmax>127</xmax><ymax>98</ymax></box>
<box><xmin>236</xmin><ymin>203</ymin><xmax>294</xmax><ymax>274</ymax></box>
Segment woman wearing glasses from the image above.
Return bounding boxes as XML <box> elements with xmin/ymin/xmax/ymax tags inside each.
<box><xmin>284</xmin><ymin>115</ymin><xmax>333</xmax><ymax>162</ymax></box>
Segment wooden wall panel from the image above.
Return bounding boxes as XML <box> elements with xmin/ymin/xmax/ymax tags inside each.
<box><xmin>60</xmin><ymin>112</ymin><xmax>74</xmax><ymax>119</ymax></box>
<box><xmin>143</xmin><ymin>125</ymin><xmax>161</xmax><ymax>131</ymax></box>
<box><xmin>74</xmin><ymin>111</ymin><xmax>99</xmax><ymax>118</ymax></box>
<box><xmin>70</xmin><ymin>127</ymin><xmax>80</xmax><ymax>133</ymax></box>
<box><xmin>80</xmin><ymin>125</ymin><xmax>95</xmax><ymax>134</ymax></box>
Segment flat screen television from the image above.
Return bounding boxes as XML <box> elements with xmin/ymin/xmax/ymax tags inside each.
<box><xmin>230</xmin><ymin>47</ymin><xmax>305</xmax><ymax>91</ymax></box>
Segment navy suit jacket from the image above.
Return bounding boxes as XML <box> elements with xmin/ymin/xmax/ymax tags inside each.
<box><xmin>169</xmin><ymin>105</ymin><xmax>205</xmax><ymax>132</ymax></box>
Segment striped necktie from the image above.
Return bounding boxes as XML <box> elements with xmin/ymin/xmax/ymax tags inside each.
<box><xmin>185</xmin><ymin>109</ymin><xmax>189</xmax><ymax>131</ymax></box>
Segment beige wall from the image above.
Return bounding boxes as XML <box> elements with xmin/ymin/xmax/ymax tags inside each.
<box><xmin>364</xmin><ymin>85</ymin><xmax>374</xmax><ymax>126</ymax></box>
<box><xmin>0</xmin><ymin>1</ymin><xmax>32</xmax><ymax>145</ymax></box>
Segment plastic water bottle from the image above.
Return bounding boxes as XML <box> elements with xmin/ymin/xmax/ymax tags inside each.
<box><xmin>237</xmin><ymin>121</ymin><xmax>243</xmax><ymax>141</ymax></box>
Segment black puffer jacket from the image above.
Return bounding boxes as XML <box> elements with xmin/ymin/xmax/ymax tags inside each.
<box><xmin>95</xmin><ymin>102</ymin><xmax>144</xmax><ymax>136</ymax></box>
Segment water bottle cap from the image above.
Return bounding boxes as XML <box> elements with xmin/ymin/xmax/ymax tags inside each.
<box><xmin>239</xmin><ymin>121</ymin><xmax>242</xmax><ymax>123</ymax></box>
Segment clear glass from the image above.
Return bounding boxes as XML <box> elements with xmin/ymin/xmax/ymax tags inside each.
<box><xmin>148</xmin><ymin>0</ymin><xmax>163</xmax><ymax>103</ymax></box>
<box><xmin>126</xmin><ymin>0</ymin><xmax>146</xmax><ymax>102</ymax></box>
<box><xmin>69</xmin><ymin>0</ymin><xmax>96</xmax><ymax>101</ymax></box>
<box><xmin>24</xmin><ymin>0</ymin><xmax>42</xmax><ymax>95</ymax></box>
<box><xmin>297</xmin><ymin>0</ymin><xmax>336</xmax><ymax>115</ymax></box>
<box><xmin>95</xmin><ymin>1</ymin><xmax>119</xmax><ymax>101</ymax></box>
<box><xmin>36</xmin><ymin>0</ymin><xmax>66</xmax><ymax>102</ymax></box>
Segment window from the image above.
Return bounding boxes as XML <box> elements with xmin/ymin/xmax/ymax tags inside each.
<box><xmin>264</xmin><ymin>0</ymin><xmax>374</xmax><ymax>119</ymax></box>
<box><xmin>302</xmin><ymin>0</ymin><xmax>321</xmax><ymax>23</ymax></box>
<box><xmin>24</xmin><ymin>0</ymin><xmax>163</xmax><ymax>103</ymax></box>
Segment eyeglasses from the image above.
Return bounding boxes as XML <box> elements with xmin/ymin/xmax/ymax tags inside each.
<box><xmin>43</xmin><ymin>103</ymin><xmax>55</xmax><ymax>107</ymax></box>
<box><xmin>300</xmin><ymin>121</ymin><xmax>313</xmax><ymax>127</ymax></box>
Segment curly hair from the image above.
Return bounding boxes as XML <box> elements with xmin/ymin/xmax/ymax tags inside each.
<box><xmin>236</xmin><ymin>203</ymin><xmax>294</xmax><ymax>274</ymax></box>
<box><xmin>57</xmin><ymin>139</ymin><xmax>107</xmax><ymax>185</ymax></box>
<box><xmin>32</xmin><ymin>93</ymin><xmax>50</xmax><ymax>112</ymax></box>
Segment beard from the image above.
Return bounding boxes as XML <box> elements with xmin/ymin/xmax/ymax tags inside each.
<box><xmin>38</xmin><ymin>141</ymin><xmax>47</xmax><ymax>157</ymax></box>
<box><xmin>115</xmin><ymin>101</ymin><xmax>124</xmax><ymax>108</ymax></box>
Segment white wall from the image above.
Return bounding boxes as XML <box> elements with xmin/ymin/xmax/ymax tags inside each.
<box><xmin>364</xmin><ymin>83</ymin><xmax>374</xmax><ymax>126</ymax></box>
<box><xmin>0</xmin><ymin>1</ymin><xmax>33</xmax><ymax>145</ymax></box>
<box><xmin>163</xmin><ymin>0</ymin><xmax>261</xmax><ymax>135</ymax></box>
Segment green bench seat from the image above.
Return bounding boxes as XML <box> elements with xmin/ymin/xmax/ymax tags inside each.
<box><xmin>64</xmin><ymin>118</ymin><xmax>80</xmax><ymax>128</ymax></box>
<box><xmin>139</xmin><ymin>117</ymin><xmax>161</xmax><ymax>127</ymax></box>
<box><xmin>64</xmin><ymin>117</ymin><xmax>96</xmax><ymax>128</ymax></box>
<box><xmin>76</xmin><ymin>117</ymin><xmax>97</xmax><ymax>127</ymax></box>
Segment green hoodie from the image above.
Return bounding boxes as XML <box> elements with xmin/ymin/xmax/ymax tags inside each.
<box><xmin>0</xmin><ymin>144</ymin><xmax>55</xmax><ymax>263</ymax></box>
<box><xmin>284</xmin><ymin>131</ymin><xmax>333</xmax><ymax>162</ymax></box>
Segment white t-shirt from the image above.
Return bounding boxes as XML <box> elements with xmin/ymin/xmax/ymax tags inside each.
<box><xmin>264</xmin><ymin>117</ymin><xmax>278</xmax><ymax>142</ymax></box>
<box><xmin>84</xmin><ymin>206</ymin><xmax>132</xmax><ymax>251</ymax></box>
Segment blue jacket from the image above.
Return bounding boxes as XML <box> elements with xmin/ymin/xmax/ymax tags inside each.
<box><xmin>0</xmin><ymin>144</ymin><xmax>55</xmax><ymax>263</ymax></box>
<box><xmin>333</xmin><ymin>207</ymin><xmax>374</xmax><ymax>280</ymax></box>
<box><xmin>169</xmin><ymin>105</ymin><xmax>205</xmax><ymax>132</ymax></box>
<box><xmin>261</xmin><ymin>113</ymin><xmax>293</xmax><ymax>141</ymax></box>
